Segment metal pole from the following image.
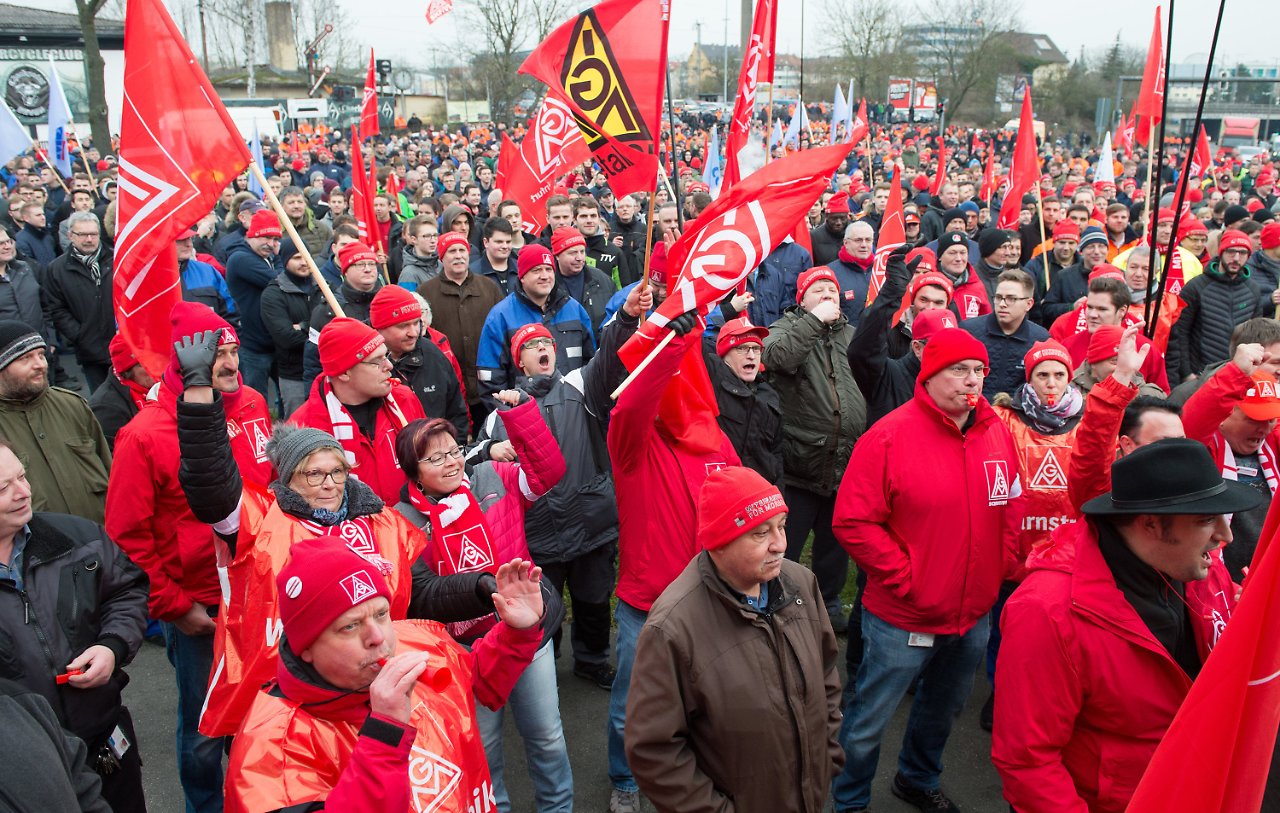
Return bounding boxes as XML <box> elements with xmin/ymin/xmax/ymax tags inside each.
<box><xmin>665</xmin><ymin>63</ymin><xmax>685</xmax><ymax>228</ymax></box>
<box><xmin>198</xmin><ymin>0</ymin><xmax>210</xmax><ymax>72</ymax></box>
<box><xmin>722</xmin><ymin>0</ymin><xmax>729</xmax><ymax>103</ymax></box>
<box><xmin>1143</xmin><ymin>0</ymin><xmax>1175</xmax><ymax>334</ymax></box>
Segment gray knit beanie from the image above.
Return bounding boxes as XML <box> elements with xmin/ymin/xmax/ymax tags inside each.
<box><xmin>265</xmin><ymin>423</ymin><xmax>344</xmax><ymax>478</ymax></box>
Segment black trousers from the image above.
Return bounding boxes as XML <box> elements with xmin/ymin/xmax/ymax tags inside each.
<box><xmin>92</xmin><ymin>706</ymin><xmax>147</xmax><ymax>813</ymax></box>
<box><xmin>540</xmin><ymin>542</ymin><xmax>615</xmax><ymax>667</ymax></box>
<box><xmin>782</xmin><ymin>485</ymin><xmax>849</xmax><ymax>616</ymax></box>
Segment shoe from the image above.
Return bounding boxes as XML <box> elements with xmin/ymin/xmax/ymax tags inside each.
<box><xmin>609</xmin><ymin>788</ymin><xmax>641</xmax><ymax>813</ymax></box>
<box><xmin>827</xmin><ymin>606</ymin><xmax>849</xmax><ymax>635</ymax></box>
<box><xmin>574</xmin><ymin>661</ymin><xmax>617</xmax><ymax>690</ymax></box>
<box><xmin>980</xmin><ymin>690</ymin><xmax>994</xmax><ymax>732</ymax></box>
<box><xmin>892</xmin><ymin>773</ymin><xmax>960</xmax><ymax>811</ymax></box>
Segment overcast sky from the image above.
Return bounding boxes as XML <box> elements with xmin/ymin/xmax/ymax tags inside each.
<box><xmin>25</xmin><ymin>0</ymin><xmax>1280</xmax><ymax>75</ymax></box>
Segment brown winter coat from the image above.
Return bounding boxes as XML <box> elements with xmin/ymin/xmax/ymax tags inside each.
<box><xmin>419</xmin><ymin>271</ymin><xmax>504</xmax><ymax>405</ymax></box>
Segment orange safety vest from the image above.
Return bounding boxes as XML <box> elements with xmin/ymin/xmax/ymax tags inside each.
<box><xmin>226</xmin><ymin>621</ymin><xmax>492</xmax><ymax>813</ymax></box>
<box><xmin>200</xmin><ymin>487</ymin><xmax>428</xmax><ymax>738</ymax></box>
<box><xmin>993</xmin><ymin>406</ymin><xmax>1080</xmax><ymax>579</ymax></box>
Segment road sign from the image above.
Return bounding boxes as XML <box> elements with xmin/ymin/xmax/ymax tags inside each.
<box><xmin>287</xmin><ymin>98</ymin><xmax>330</xmax><ymax>120</ymax></box>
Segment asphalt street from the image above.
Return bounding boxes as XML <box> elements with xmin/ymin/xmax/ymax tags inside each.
<box><xmin>128</xmin><ymin>630</ymin><xmax>1007</xmax><ymax>811</ymax></box>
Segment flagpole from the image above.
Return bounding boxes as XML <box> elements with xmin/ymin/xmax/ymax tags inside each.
<box><xmin>248</xmin><ymin>161</ymin><xmax>345</xmax><ymax>318</ymax></box>
<box><xmin>863</xmin><ymin>131</ymin><xmax>874</xmax><ymax>186</ymax></box>
<box><xmin>32</xmin><ymin>142</ymin><xmax>70</xmax><ymax>193</ymax></box>
<box><xmin>637</xmin><ymin>171</ymin><xmax>660</xmax><ymax>325</ymax></box>
<box><xmin>1034</xmin><ymin>177</ymin><xmax>1049</xmax><ymax>291</ymax></box>
<box><xmin>664</xmin><ymin>64</ymin><xmax>684</xmax><ymax>229</ymax></box>
<box><xmin>68</xmin><ymin>126</ymin><xmax>99</xmax><ymax>194</ymax></box>
<box><xmin>1143</xmin><ymin>0</ymin><xmax>1175</xmax><ymax>335</ymax></box>
<box><xmin>764</xmin><ymin>84</ymin><xmax>774</xmax><ymax>165</ymax></box>
<box><xmin>1150</xmin><ymin>0</ymin><xmax>1225</xmax><ymax>338</ymax></box>
<box><xmin>610</xmin><ymin>330</ymin><xmax>676</xmax><ymax>400</ymax></box>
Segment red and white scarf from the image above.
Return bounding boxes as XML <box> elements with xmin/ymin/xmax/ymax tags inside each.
<box><xmin>321</xmin><ymin>376</ymin><xmax>410</xmax><ymax>469</ymax></box>
<box><xmin>1221</xmin><ymin>441</ymin><xmax>1279</xmax><ymax>496</ymax></box>
<box><xmin>408</xmin><ymin>478</ymin><xmax>499</xmax><ymax>638</ymax></box>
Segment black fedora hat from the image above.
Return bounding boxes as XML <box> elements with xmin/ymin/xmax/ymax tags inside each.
<box><xmin>1082</xmin><ymin>438</ymin><xmax>1265</xmax><ymax>516</ymax></box>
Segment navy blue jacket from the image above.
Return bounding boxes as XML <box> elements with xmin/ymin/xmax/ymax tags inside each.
<box><xmin>960</xmin><ymin>313</ymin><xmax>1050</xmax><ymax>400</ymax></box>
<box><xmin>223</xmin><ymin>242</ymin><xmax>280</xmax><ymax>354</ymax></box>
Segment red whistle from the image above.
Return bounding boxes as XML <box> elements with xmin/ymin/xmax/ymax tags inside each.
<box><xmin>375</xmin><ymin>658</ymin><xmax>452</xmax><ymax>691</ymax></box>
<box><xmin>965</xmin><ymin>393</ymin><xmax>979</xmax><ymax>408</ymax></box>
<box><xmin>1046</xmin><ymin>392</ymin><xmax>1057</xmax><ymax>408</ymax></box>
<box><xmin>56</xmin><ymin>669</ymin><xmax>83</xmax><ymax>685</ymax></box>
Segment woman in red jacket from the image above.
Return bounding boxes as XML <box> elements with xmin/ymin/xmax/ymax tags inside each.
<box><xmin>393</xmin><ymin>394</ymin><xmax>570</xmax><ymax>813</ymax></box>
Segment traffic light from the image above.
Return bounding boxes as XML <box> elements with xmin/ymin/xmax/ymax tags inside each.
<box><xmin>376</xmin><ymin>60</ymin><xmax>392</xmax><ymax>81</ymax></box>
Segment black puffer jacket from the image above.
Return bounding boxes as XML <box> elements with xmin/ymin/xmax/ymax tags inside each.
<box><xmin>302</xmin><ymin>280</ymin><xmax>381</xmax><ymax>387</ymax></box>
<box><xmin>259</xmin><ymin>270</ymin><xmax>317</xmax><ymax>381</ymax></box>
<box><xmin>42</xmin><ymin>248</ymin><xmax>114</xmax><ymax>366</ymax></box>
<box><xmin>173</xmin><ymin>393</ymin><xmax>491</xmax><ymax>623</ymax></box>
<box><xmin>1167</xmin><ymin>262</ymin><xmax>1269</xmax><ymax>386</ymax></box>
<box><xmin>610</xmin><ymin>216</ymin><xmax>648</xmax><ymax>287</ymax></box>
<box><xmin>391</xmin><ymin>336</ymin><xmax>469</xmax><ymax>438</ymax></box>
<box><xmin>705</xmin><ymin>350</ymin><xmax>784</xmax><ymax>484</ymax></box>
<box><xmin>88</xmin><ymin>374</ymin><xmax>140</xmax><ymax>451</ymax></box>
<box><xmin>0</xmin><ymin>513</ymin><xmax>147</xmax><ymax>747</ymax></box>
<box><xmin>848</xmin><ymin>254</ymin><xmax>919</xmax><ymax>426</ymax></box>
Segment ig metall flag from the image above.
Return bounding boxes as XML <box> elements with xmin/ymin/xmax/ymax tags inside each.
<box><xmin>46</xmin><ymin>59</ymin><xmax>73</xmax><ymax>178</ymax></box>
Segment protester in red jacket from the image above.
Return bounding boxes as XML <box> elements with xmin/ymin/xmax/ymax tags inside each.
<box><xmin>831</xmin><ymin>327</ymin><xmax>1022</xmax><ymax>812</ymax></box>
<box><xmin>605</xmin><ymin>314</ymin><xmax>741</xmax><ymax>813</ymax></box>
<box><xmin>993</xmin><ymin>439</ymin><xmax>1262</xmax><ymax>812</ymax></box>
<box><xmin>105</xmin><ymin>301</ymin><xmax>273</xmax><ymax>813</ymax></box>
<box><xmin>290</xmin><ymin>317</ymin><xmax>426</xmax><ymax>503</ymax></box>
<box><xmin>225</xmin><ymin>535</ymin><xmax>544</xmax><ymax>813</ymax></box>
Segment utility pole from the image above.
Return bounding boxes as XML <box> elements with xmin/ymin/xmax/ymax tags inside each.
<box><xmin>694</xmin><ymin>21</ymin><xmax>703</xmax><ymax>97</ymax></box>
<box><xmin>722</xmin><ymin>0</ymin><xmax>729</xmax><ymax>103</ymax></box>
<box><xmin>197</xmin><ymin>0</ymin><xmax>210</xmax><ymax>72</ymax></box>
<box><xmin>244</xmin><ymin>0</ymin><xmax>256</xmax><ymax>98</ymax></box>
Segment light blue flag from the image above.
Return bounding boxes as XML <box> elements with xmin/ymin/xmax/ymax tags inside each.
<box><xmin>704</xmin><ymin>125</ymin><xmax>722</xmax><ymax>198</ymax></box>
<box><xmin>248</xmin><ymin>123</ymin><xmax>265</xmax><ymax>197</ymax></box>
<box><xmin>832</xmin><ymin>84</ymin><xmax>848</xmax><ymax>138</ymax></box>
<box><xmin>46</xmin><ymin>59</ymin><xmax>73</xmax><ymax>177</ymax></box>
<box><xmin>845</xmin><ymin>79</ymin><xmax>856</xmax><ymax>142</ymax></box>
<box><xmin>769</xmin><ymin>118</ymin><xmax>784</xmax><ymax>148</ymax></box>
<box><xmin>0</xmin><ymin>101</ymin><xmax>30</xmax><ymax>167</ymax></box>
<box><xmin>783</xmin><ymin>98</ymin><xmax>808</xmax><ymax>147</ymax></box>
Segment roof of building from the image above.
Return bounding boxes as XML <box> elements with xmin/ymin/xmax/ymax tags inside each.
<box><xmin>996</xmin><ymin>32</ymin><xmax>1069</xmax><ymax>66</ymax></box>
<box><xmin>0</xmin><ymin>3</ymin><xmax>124</xmax><ymax>42</ymax></box>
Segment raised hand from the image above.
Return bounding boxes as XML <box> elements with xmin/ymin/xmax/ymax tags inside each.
<box><xmin>173</xmin><ymin>329</ymin><xmax>222</xmax><ymax>390</ymax></box>
<box><xmin>491</xmin><ymin>558</ymin><xmax>545</xmax><ymax>630</ymax></box>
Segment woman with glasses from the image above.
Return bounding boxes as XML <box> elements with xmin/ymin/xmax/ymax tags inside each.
<box><xmin>168</xmin><ymin>328</ymin><xmax>496</xmax><ymax>741</ymax></box>
<box><xmin>394</xmin><ymin>392</ymin><xmax>574</xmax><ymax>813</ymax></box>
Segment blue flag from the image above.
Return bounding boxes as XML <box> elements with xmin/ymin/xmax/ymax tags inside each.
<box><xmin>248</xmin><ymin>123</ymin><xmax>264</xmax><ymax>197</ymax></box>
<box><xmin>0</xmin><ymin>101</ymin><xmax>30</xmax><ymax>168</ymax></box>
<box><xmin>783</xmin><ymin>98</ymin><xmax>808</xmax><ymax>148</ymax></box>
<box><xmin>704</xmin><ymin>125</ymin><xmax>723</xmax><ymax>198</ymax></box>
<box><xmin>832</xmin><ymin>84</ymin><xmax>848</xmax><ymax>139</ymax></box>
<box><xmin>46</xmin><ymin>59</ymin><xmax>73</xmax><ymax>178</ymax></box>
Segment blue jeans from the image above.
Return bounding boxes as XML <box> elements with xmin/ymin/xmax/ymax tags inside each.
<box><xmin>475</xmin><ymin>641</ymin><xmax>573</xmax><ymax>812</ymax></box>
<box><xmin>162</xmin><ymin>623</ymin><xmax>225</xmax><ymax>813</ymax></box>
<box><xmin>831</xmin><ymin>610</ymin><xmax>990</xmax><ymax>810</ymax></box>
<box><xmin>237</xmin><ymin>347</ymin><xmax>274</xmax><ymax>400</ymax></box>
<box><xmin>606</xmin><ymin>600</ymin><xmax>647</xmax><ymax>792</ymax></box>
<box><xmin>986</xmin><ymin>581</ymin><xmax>1017</xmax><ymax>682</ymax></box>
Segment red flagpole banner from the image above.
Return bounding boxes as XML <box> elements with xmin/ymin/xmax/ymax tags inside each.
<box><xmin>929</xmin><ymin>142</ymin><xmax>948</xmax><ymax>196</ymax></box>
<box><xmin>1133</xmin><ymin>6</ymin><xmax>1165</xmax><ymax>147</ymax></box>
<box><xmin>499</xmin><ymin>96</ymin><xmax>593</xmax><ymax>235</ymax></box>
<box><xmin>867</xmin><ymin>162</ymin><xmax>906</xmax><ymax>305</ymax></box>
<box><xmin>981</xmin><ymin>141</ymin><xmax>997</xmax><ymax>202</ymax></box>
<box><xmin>1190</xmin><ymin>124</ymin><xmax>1213</xmax><ymax>180</ymax></box>
<box><xmin>721</xmin><ymin>0</ymin><xmax>776</xmax><ymax>191</ymax></box>
<box><xmin>115</xmin><ymin>0</ymin><xmax>250</xmax><ymax>378</ymax></box>
<box><xmin>847</xmin><ymin>99</ymin><xmax>869</xmax><ymax>146</ymax></box>
<box><xmin>348</xmin><ymin>127</ymin><xmax>377</xmax><ymax>245</ymax></box>
<box><xmin>997</xmin><ymin>89</ymin><xmax>1038</xmax><ymax>230</ymax></box>
<box><xmin>519</xmin><ymin>0</ymin><xmax>669</xmax><ymax>196</ymax></box>
<box><xmin>360</xmin><ymin>51</ymin><xmax>380</xmax><ymax>139</ymax></box>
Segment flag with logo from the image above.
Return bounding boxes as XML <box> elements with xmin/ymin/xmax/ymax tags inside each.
<box><xmin>1127</xmin><ymin>496</ymin><xmax>1280</xmax><ymax>812</ymax></box>
<box><xmin>1133</xmin><ymin>7</ymin><xmax>1164</xmax><ymax>147</ymax></box>
<box><xmin>721</xmin><ymin>0</ymin><xmax>775</xmax><ymax>191</ymax></box>
<box><xmin>997</xmin><ymin>89</ymin><xmax>1038</xmax><ymax>230</ymax></box>
<box><xmin>847</xmin><ymin>98</ymin><xmax>868</xmax><ymax>146</ymax></box>
<box><xmin>867</xmin><ymin>162</ymin><xmax>905</xmax><ymax>305</ymax></box>
<box><xmin>348</xmin><ymin>126</ymin><xmax>377</xmax><ymax>246</ymax></box>
<box><xmin>45</xmin><ymin>59</ymin><xmax>73</xmax><ymax>178</ymax></box>
<box><xmin>360</xmin><ymin>50</ymin><xmax>379</xmax><ymax>139</ymax></box>
<box><xmin>617</xmin><ymin>141</ymin><xmax>853</xmax><ymax>453</ymax></box>
<box><xmin>704</xmin><ymin>125</ymin><xmax>723</xmax><ymax>197</ymax></box>
<box><xmin>497</xmin><ymin>96</ymin><xmax>593</xmax><ymax>235</ymax></box>
<box><xmin>247</xmin><ymin>123</ymin><xmax>265</xmax><ymax>197</ymax></box>
<box><xmin>0</xmin><ymin>101</ymin><xmax>29</xmax><ymax>167</ymax></box>
<box><xmin>116</xmin><ymin>0</ymin><xmax>251</xmax><ymax>378</ymax></box>
<box><xmin>425</xmin><ymin>0</ymin><xmax>454</xmax><ymax>24</ymax></box>
<box><xmin>519</xmin><ymin>0</ymin><xmax>668</xmax><ymax>196</ymax></box>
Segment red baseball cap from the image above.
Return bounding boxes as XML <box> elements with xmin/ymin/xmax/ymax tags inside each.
<box><xmin>716</xmin><ymin>317</ymin><xmax>769</xmax><ymax>357</ymax></box>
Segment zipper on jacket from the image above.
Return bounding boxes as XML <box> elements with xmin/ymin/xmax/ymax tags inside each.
<box><xmin>765</xmin><ymin>612</ymin><xmax>811</xmax><ymax>810</ymax></box>
<box><xmin>19</xmin><ymin>588</ymin><xmax>59</xmax><ymax>673</ymax></box>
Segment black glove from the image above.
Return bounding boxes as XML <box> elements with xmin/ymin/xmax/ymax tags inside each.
<box><xmin>905</xmin><ymin>251</ymin><xmax>926</xmax><ymax>275</ymax></box>
<box><xmin>476</xmin><ymin>573</ymin><xmax>498</xmax><ymax>606</ymax></box>
<box><xmin>668</xmin><ymin>309</ymin><xmax>699</xmax><ymax>337</ymax></box>
<box><xmin>173</xmin><ymin>329</ymin><xmax>222</xmax><ymax>390</ymax></box>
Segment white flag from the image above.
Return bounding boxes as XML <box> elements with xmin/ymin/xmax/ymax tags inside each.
<box><xmin>0</xmin><ymin>102</ymin><xmax>30</xmax><ymax>168</ymax></box>
<box><xmin>46</xmin><ymin>59</ymin><xmax>73</xmax><ymax>177</ymax></box>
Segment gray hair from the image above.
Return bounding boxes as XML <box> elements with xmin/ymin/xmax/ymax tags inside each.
<box><xmin>66</xmin><ymin>211</ymin><xmax>100</xmax><ymax>233</ymax></box>
<box><xmin>845</xmin><ymin>220</ymin><xmax>874</xmax><ymax>240</ymax></box>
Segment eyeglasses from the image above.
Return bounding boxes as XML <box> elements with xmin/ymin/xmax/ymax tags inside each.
<box><xmin>944</xmin><ymin>364</ymin><xmax>990</xmax><ymax>379</ymax></box>
<box><xmin>420</xmin><ymin>447</ymin><xmax>464</xmax><ymax>467</ymax></box>
<box><xmin>521</xmin><ymin>337</ymin><xmax>555</xmax><ymax>351</ymax></box>
<box><xmin>993</xmin><ymin>295</ymin><xmax>1031</xmax><ymax>305</ymax></box>
<box><xmin>70</xmin><ymin>231</ymin><xmax>99</xmax><ymax>238</ymax></box>
<box><xmin>358</xmin><ymin>352</ymin><xmax>392</xmax><ymax>368</ymax></box>
<box><xmin>298</xmin><ymin>468</ymin><xmax>348</xmax><ymax>486</ymax></box>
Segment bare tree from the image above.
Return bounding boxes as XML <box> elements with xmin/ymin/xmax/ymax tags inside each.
<box><xmin>912</xmin><ymin>0</ymin><xmax>1021</xmax><ymax>120</ymax></box>
<box><xmin>461</xmin><ymin>0</ymin><xmax>570</xmax><ymax>125</ymax></box>
<box><xmin>820</xmin><ymin>0</ymin><xmax>910</xmax><ymax>103</ymax></box>
<box><xmin>72</xmin><ymin>0</ymin><xmax>113</xmax><ymax>147</ymax></box>
<box><xmin>293</xmin><ymin>0</ymin><xmax>360</xmax><ymax>73</ymax></box>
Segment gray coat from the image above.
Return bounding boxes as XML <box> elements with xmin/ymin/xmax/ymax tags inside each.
<box><xmin>0</xmin><ymin>258</ymin><xmax>51</xmax><ymax>342</ymax></box>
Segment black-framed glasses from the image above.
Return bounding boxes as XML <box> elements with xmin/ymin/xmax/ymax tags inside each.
<box><xmin>420</xmin><ymin>447</ymin><xmax>464</xmax><ymax>467</ymax></box>
<box><xmin>299</xmin><ymin>468</ymin><xmax>348</xmax><ymax>486</ymax></box>
<box><xmin>993</xmin><ymin>295</ymin><xmax>1031</xmax><ymax>305</ymax></box>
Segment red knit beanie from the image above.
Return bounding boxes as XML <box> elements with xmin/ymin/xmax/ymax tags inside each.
<box><xmin>1052</xmin><ymin>220</ymin><xmax>1080</xmax><ymax>241</ymax></box>
<box><xmin>649</xmin><ymin>242</ymin><xmax>670</xmax><ymax>285</ymax></box>
<box><xmin>1087</xmin><ymin>325</ymin><xmax>1124</xmax><ymax>364</ymax></box>
<box><xmin>911</xmin><ymin>308</ymin><xmax>958</xmax><ymax>341</ymax></box>
<box><xmin>796</xmin><ymin>267</ymin><xmax>839</xmax><ymax>303</ymax></box>
<box><xmin>826</xmin><ymin>192</ymin><xmax>851</xmax><ymax>214</ymax></box>
<box><xmin>517</xmin><ymin>245</ymin><xmax>555</xmax><ymax>279</ymax></box>
<box><xmin>510</xmin><ymin>322</ymin><xmax>555</xmax><ymax>365</ymax></box>
<box><xmin>908</xmin><ymin>270</ymin><xmax>953</xmax><ymax>304</ymax></box>
<box><xmin>551</xmin><ymin>227</ymin><xmax>586</xmax><ymax>255</ymax></box>
<box><xmin>1023</xmin><ymin>339</ymin><xmax>1073</xmax><ymax>382</ymax></box>
<box><xmin>338</xmin><ymin>241</ymin><xmax>377</xmax><ymax>271</ymax></box>
<box><xmin>436</xmin><ymin>231</ymin><xmax>470</xmax><ymax>259</ymax></box>
<box><xmin>697</xmin><ymin>466</ymin><xmax>788</xmax><ymax>551</ymax></box>
<box><xmin>906</xmin><ymin>246</ymin><xmax>938</xmax><ymax>275</ymax></box>
<box><xmin>1088</xmin><ymin>263</ymin><xmax>1125</xmax><ymax>283</ymax></box>
<box><xmin>109</xmin><ymin>333</ymin><xmax>139</xmax><ymax>376</ymax></box>
<box><xmin>319</xmin><ymin>317</ymin><xmax>385</xmax><ymax>376</ymax></box>
<box><xmin>277</xmin><ymin>535</ymin><xmax>392</xmax><ymax>652</ymax></box>
<box><xmin>917</xmin><ymin>327</ymin><xmax>988</xmax><ymax>382</ymax></box>
<box><xmin>369</xmin><ymin>285</ymin><xmax>422</xmax><ymax>329</ymax></box>
<box><xmin>1218</xmin><ymin>229</ymin><xmax>1252</xmax><ymax>256</ymax></box>
<box><xmin>169</xmin><ymin>300</ymin><xmax>237</xmax><ymax>349</ymax></box>
<box><xmin>912</xmin><ymin>174</ymin><xmax>931</xmax><ymax>192</ymax></box>
<box><xmin>246</xmin><ymin>210</ymin><xmax>282</xmax><ymax>239</ymax></box>
<box><xmin>1261</xmin><ymin>221</ymin><xmax>1280</xmax><ymax>251</ymax></box>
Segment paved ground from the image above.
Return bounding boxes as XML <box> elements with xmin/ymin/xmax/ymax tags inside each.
<box><xmin>129</xmin><ymin>630</ymin><xmax>1007</xmax><ymax>812</ymax></box>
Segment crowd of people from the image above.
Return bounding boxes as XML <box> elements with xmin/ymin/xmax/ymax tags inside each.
<box><xmin>2</xmin><ymin>110</ymin><xmax>1280</xmax><ymax>813</ymax></box>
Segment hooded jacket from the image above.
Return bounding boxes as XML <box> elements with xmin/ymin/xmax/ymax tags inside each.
<box><xmin>398</xmin><ymin>249</ymin><xmax>441</xmax><ymax>292</ymax></box>
<box><xmin>833</xmin><ymin>382</ymin><xmax>1023</xmax><ymax>635</ymax></box>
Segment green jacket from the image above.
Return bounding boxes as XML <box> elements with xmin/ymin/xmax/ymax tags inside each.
<box><xmin>763</xmin><ymin>306</ymin><xmax>867</xmax><ymax>495</ymax></box>
<box><xmin>0</xmin><ymin>386</ymin><xmax>111</xmax><ymax>523</ymax></box>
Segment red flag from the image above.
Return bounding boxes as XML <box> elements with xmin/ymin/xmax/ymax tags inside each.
<box><xmin>499</xmin><ymin>96</ymin><xmax>592</xmax><ymax>235</ymax></box>
<box><xmin>1122</xmin><ymin>109</ymin><xmax>1137</xmax><ymax>159</ymax></box>
<box><xmin>1190</xmin><ymin>125</ymin><xmax>1212</xmax><ymax>180</ymax></box>
<box><xmin>980</xmin><ymin>141</ymin><xmax>997</xmax><ymax>201</ymax></box>
<box><xmin>348</xmin><ymin>127</ymin><xmax>377</xmax><ymax>245</ymax></box>
<box><xmin>519</xmin><ymin>0</ymin><xmax>668</xmax><ymax>196</ymax></box>
<box><xmin>425</xmin><ymin>0</ymin><xmax>454</xmax><ymax>24</ymax></box>
<box><xmin>1127</xmin><ymin>497</ymin><xmax>1280</xmax><ymax>812</ymax></box>
<box><xmin>721</xmin><ymin>0</ymin><xmax>776</xmax><ymax>191</ymax></box>
<box><xmin>997</xmin><ymin>89</ymin><xmax>1039</xmax><ymax>230</ymax></box>
<box><xmin>847</xmin><ymin>98</ymin><xmax>869</xmax><ymax>146</ymax></box>
<box><xmin>360</xmin><ymin>51</ymin><xmax>380</xmax><ymax>138</ymax></box>
<box><xmin>115</xmin><ymin>0</ymin><xmax>250</xmax><ymax>378</ymax></box>
<box><xmin>867</xmin><ymin>163</ymin><xmax>906</xmax><ymax>305</ymax></box>
<box><xmin>617</xmin><ymin>141</ymin><xmax>853</xmax><ymax>453</ymax></box>
<box><xmin>791</xmin><ymin>218</ymin><xmax>813</xmax><ymax>257</ymax></box>
<box><xmin>929</xmin><ymin>142</ymin><xmax>948</xmax><ymax>196</ymax></box>
<box><xmin>289</xmin><ymin>131</ymin><xmax>300</xmax><ymax>157</ymax></box>
<box><xmin>1133</xmin><ymin>7</ymin><xmax>1165</xmax><ymax>147</ymax></box>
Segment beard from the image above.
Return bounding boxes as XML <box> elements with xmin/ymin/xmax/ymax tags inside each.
<box><xmin>0</xmin><ymin>370</ymin><xmax>48</xmax><ymax>402</ymax></box>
